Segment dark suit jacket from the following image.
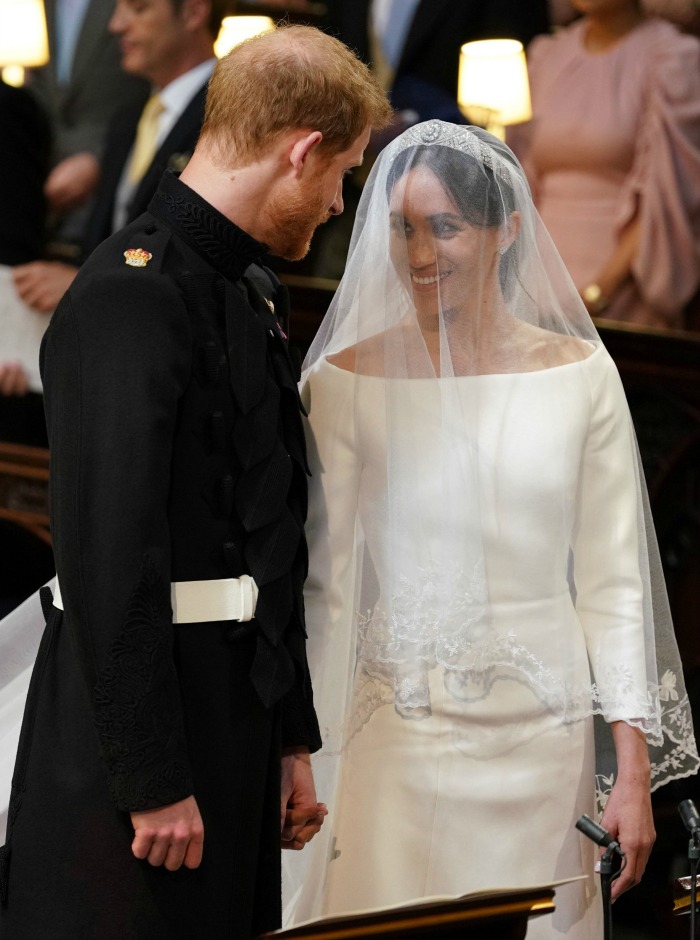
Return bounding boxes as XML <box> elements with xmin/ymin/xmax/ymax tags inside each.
<box><xmin>81</xmin><ymin>82</ymin><xmax>208</xmax><ymax>259</ymax></box>
<box><xmin>1</xmin><ymin>171</ymin><xmax>320</xmax><ymax>939</ymax></box>
<box><xmin>395</xmin><ymin>0</ymin><xmax>549</xmax><ymax>101</ymax></box>
<box><xmin>28</xmin><ymin>0</ymin><xmax>148</xmax><ymax>162</ymax></box>
<box><xmin>324</xmin><ymin>0</ymin><xmax>550</xmax><ymax>101</ymax></box>
<box><xmin>26</xmin><ymin>0</ymin><xmax>148</xmax><ymax>246</ymax></box>
<box><xmin>0</xmin><ymin>81</ymin><xmax>51</xmax><ymax>265</ymax></box>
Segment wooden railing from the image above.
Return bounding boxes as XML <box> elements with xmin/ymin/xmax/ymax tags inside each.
<box><xmin>0</xmin><ymin>442</ymin><xmax>50</xmax><ymax>546</ymax></box>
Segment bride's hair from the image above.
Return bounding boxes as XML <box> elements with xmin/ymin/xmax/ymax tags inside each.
<box><xmin>385</xmin><ymin>142</ymin><xmax>521</xmax><ymax>296</ymax></box>
<box><xmin>385</xmin><ymin>144</ymin><xmax>517</xmax><ymax>227</ymax></box>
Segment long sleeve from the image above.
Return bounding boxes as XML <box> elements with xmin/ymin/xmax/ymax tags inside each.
<box><xmin>302</xmin><ymin>364</ymin><xmax>363</xmax><ymax>752</ymax></box>
<box><xmin>281</xmin><ymin>363</ymin><xmax>363</xmax><ymax>923</ymax></box>
<box><xmin>41</xmin><ymin>264</ymin><xmax>195</xmax><ymax>811</ymax></box>
<box><xmin>571</xmin><ymin>351</ymin><xmax>653</xmax><ymax>726</ymax></box>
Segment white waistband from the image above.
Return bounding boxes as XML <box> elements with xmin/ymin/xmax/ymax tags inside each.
<box><xmin>51</xmin><ymin>575</ymin><xmax>258</xmax><ymax>624</ymax></box>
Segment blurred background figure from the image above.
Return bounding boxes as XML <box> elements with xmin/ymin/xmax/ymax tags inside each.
<box><xmin>0</xmin><ymin>77</ymin><xmax>51</xmax><ymax>445</ymax></box>
<box><xmin>286</xmin><ymin>0</ymin><xmax>551</xmax><ymax>280</ymax></box>
<box><xmin>11</xmin><ymin>0</ymin><xmax>226</xmax><ymax>314</ymax></box>
<box><xmin>26</xmin><ymin>0</ymin><xmax>149</xmax><ymax>257</ymax></box>
<box><xmin>0</xmin><ymin>78</ymin><xmax>54</xmax><ymax>616</ymax></box>
<box><xmin>552</xmin><ymin>0</ymin><xmax>700</xmax><ymax>32</ymax></box>
<box><xmin>1</xmin><ymin>0</ymin><xmax>149</xmax><ymax>419</ymax></box>
<box><xmin>0</xmin><ymin>0</ymin><xmax>226</xmax><ymax>618</ymax></box>
<box><xmin>509</xmin><ymin>0</ymin><xmax>700</xmax><ymax>330</ymax></box>
<box><xmin>0</xmin><ymin>81</ymin><xmax>50</xmax><ymax>271</ymax></box>
<box><xmin>323</xmin><ymin>0</ymin><xmax>550</xmax><ymax>124</ymax></box>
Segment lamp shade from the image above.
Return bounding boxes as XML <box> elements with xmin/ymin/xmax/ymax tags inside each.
<box><xmin>214</xmin><ymin>15</ymin><xmax>275</xmax><ymax>58</ymax></box>
<box><xmin>0</xmin><ymin>0</ymin><xmax>48</xmax><ymax>67</ymax></box>
<box><xmin>458</xmin><ymin>39</ymin><xmax>531</xmax><ymax>131</ymax></box>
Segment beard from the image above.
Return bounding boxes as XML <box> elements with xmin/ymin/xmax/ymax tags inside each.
<box><xmin>262</xmin><ymin>179</ymin><xmax>332</xmax><ymax>261</ymax></box>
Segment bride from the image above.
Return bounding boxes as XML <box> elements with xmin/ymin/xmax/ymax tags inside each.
<box><xmin>284</xmin><ymin>121</ymin><xmax>698</xmax><ymax>937</ymax></box>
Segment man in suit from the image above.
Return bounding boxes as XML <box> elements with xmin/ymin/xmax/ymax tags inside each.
<box><xmin>27</xmin><ymin>0</ymin><xmax>149</xmax><ymax>251</ymax></box>
<box><xmin>12</xmin><ymin>0</ymin><xmax>224</xmax><ymax>313</ymax></box>
<box><xmin>0</xmin><ymin>81</ymin><xmax>55</xmax><ymax>617</ymax></box>
<box><xmin>0</xmin><ymin>23</ymin><xmax>392</xmax><ymax>940</ymax></box>
<box><xmin>324</xmin><ymin>0</ymin><xmax>550</xmax><ymax>121</ymax></box>
<box><xmin>294</xmin><ymin>0</ymin><xmax>550</xmax><ymax>280</ymax></box>
<box><xmin>0</xmin><ymin>78</ymin><xmax>51</xmax><ymax>412</ymax></box>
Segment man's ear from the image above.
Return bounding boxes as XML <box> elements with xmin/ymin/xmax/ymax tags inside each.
<box><xmin>289</xmin><ymin>131</ymin><xmax>323</xmax><ymax>174</ymax></box>
<box><xmin>180</xmin><ymin>0</ymin><xmax>210</xmax><ymax>32</ymax></box>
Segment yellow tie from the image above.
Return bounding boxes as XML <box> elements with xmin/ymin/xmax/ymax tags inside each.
<box><xmin>128</xmin><ymin>93</ymin><xmax>165</xmax><ymax>183</ymax></box>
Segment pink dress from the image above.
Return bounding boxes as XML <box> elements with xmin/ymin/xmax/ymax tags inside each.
<box><xmin>510</xmin><ymin>18</ymin><xmax>700</xmax><ymax>329</ymax></box>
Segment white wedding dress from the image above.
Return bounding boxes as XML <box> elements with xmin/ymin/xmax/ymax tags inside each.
<box><xmin>288</xmin><ymin>343</ymin><xmax>693</xmax><ymax>938</ymax></box>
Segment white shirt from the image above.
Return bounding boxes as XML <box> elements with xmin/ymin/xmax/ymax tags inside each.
<box><xmin>54</xmin><ymin>0</ymin><xmax>92</xmax><ymax>84</ymax></box>
<box><xmin>112</xmin><ymin>58</ymin><xmax>216</xmax><ymax>232</ymax></box>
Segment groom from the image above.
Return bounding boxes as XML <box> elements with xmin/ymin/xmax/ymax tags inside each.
<box><xmin>0</xmin><ymin>24</ymin><xmax>391</xmax><ymax>940</ymax></box>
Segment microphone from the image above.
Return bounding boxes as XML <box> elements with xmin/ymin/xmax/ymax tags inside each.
<box><xmin>575</xmin><ymin>814</ymin><xmax>620</xmax><ymax>850</ymax></box>
<box><xmin>679</xmin><ymin>800</ymin><xmax>700</xmax><ymax>835</ymax></box>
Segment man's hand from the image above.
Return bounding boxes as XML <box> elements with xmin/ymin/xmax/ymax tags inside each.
<box><xmin>44</xmin><ymin>152</ymin><xmax>101</xmax><ymax>213</ymax></box>
<box><xmin>12</xmin><ymin>261</ymin><xmax>79</xmax><ymax>313</ymax></box>
<box><xmin>130</xmin><ymin>795</ymin><xmax>204</xmax><ymax>871</ymax></box>
<box><xmin>0</xmin><ymin>361</ymin><xmax>29</xmax><ymax>396</ymax></box>
<box><xmin>281</xmin><ymin>747</ymin><xmax>327</xmax><ymax>851</ymax></box>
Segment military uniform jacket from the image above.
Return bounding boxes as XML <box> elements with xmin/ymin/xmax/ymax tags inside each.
<box><xmin>0</xmin><ymin>171</ymin><xmax>321</xmax><ymax>940</ymax></box>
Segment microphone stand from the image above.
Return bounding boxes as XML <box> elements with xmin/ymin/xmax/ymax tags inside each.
<box><xmin>678</xmin><ymin>800</ymin><xmax>700</xmax><ymax>938</ymax></box>
<box><xmin>687</xmin><ymin>831</ymin><xmax>700</xmax><ymax>938</ymax></box>
<box><xmin>599</xmin><ymin>842</ymin><xmax>623</xmax><ymax>940</ymax></box>
<box><xmin>575</xmin><ymin>814</ymin><xmax>625</xmax><ymax>940</ymax></box>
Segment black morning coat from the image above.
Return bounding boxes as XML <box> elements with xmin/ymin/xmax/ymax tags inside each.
<box><xmin>0</xmin><ymin>171</ymin><xmax>322</xmax><ymax>940</ymax></box>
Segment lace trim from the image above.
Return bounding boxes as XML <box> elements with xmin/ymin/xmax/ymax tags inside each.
<box><xmin>353</xmin><ymin>557</ymin><xmax>669</xmax><ymax>736</ymax></box>
<box><xmin>93</xmin><ymin>556</ymin><xmax>193</xmax><ymax>811</ymax></box>
<box><xmin>355</xmin><ymin>625</ymin><xmax>673</xmax><ymax>728</ymax></box>
<box><xmin>334</xmin><ymin>666</ymin><xmax>699</xmax><ymax>803</ymax></box>
<box><xmin>596</xmin><ymin>694</ymin><xmax>700</xmax><ymax>813</ymax></box>
<box><xmin>357</xmin><ymin>559</ymin><xmax>490</xmax><ymax>663</ymax></box>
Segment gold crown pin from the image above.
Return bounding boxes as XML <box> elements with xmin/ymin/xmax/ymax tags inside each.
<box><xmin>124</xmin><ymin>248</ymin><xmax>153</xmax><ymax>268</ymax></box>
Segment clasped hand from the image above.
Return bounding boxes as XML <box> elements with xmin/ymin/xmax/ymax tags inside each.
<box><xmin>129</xmin><ymin>751</ymin><xmax>326</xmax><ymax>872</ymax></box>
<box><xmin>281</xmin><ymin>746</ymin><xmax>327</xmax><ymax>851</ymax></box>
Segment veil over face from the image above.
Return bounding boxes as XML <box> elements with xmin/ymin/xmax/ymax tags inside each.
<box><xmin>296</xmin><ymin>123</ymin><xmax>697</xmax><ymax>915</ymax></box>
<box><xmin>305</xmin><ymin>120</ymin><xmax>600</xmax><ymax>380</ymax></box>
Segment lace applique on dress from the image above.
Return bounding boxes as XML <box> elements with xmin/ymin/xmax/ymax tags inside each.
<box><xmin>595</xmin><ymin>672</ymin><xmax>699</xmax><ymax>811</ymax></box>
<box><xmin>346</xmin><ymin>561</ymin><xmax>698</xmax><ymax>781</ymax></box>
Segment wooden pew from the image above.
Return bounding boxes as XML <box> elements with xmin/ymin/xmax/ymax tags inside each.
<box><xmin>0</xmin><ymin>441</ymin><xmax>50</xmax><ymax>546</ymax></box>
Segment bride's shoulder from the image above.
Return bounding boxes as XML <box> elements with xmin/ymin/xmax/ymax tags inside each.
<box><xmin>327</xmin><ymin>330</ymin><xmax>395</xmax><ymax>376</ymax></box>
<box><xmin>327</xmin><ymin>345</ymin><xmax>358</xmax><ymax>373</ymax></box>
<box><xmin>513</xmin><ymin>322</ymin><xmax>595</xmax><ymax>369</ymax></box>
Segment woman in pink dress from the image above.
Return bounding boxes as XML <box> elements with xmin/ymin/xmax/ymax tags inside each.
<box><xmin>510</xmin><ymin>0</ymin><xmax>700</xmax><ymax>329</ymax></box>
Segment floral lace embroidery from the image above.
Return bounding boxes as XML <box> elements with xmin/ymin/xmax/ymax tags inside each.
<box><xmin>339</xmin><ymin>561</ymin><xmax>699</xmax><ymax>792</ymax></box>
<box><xmin>595</xmin><ymin>688</ymin><xmax>699</xmax><ymax>812</ymax></box>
